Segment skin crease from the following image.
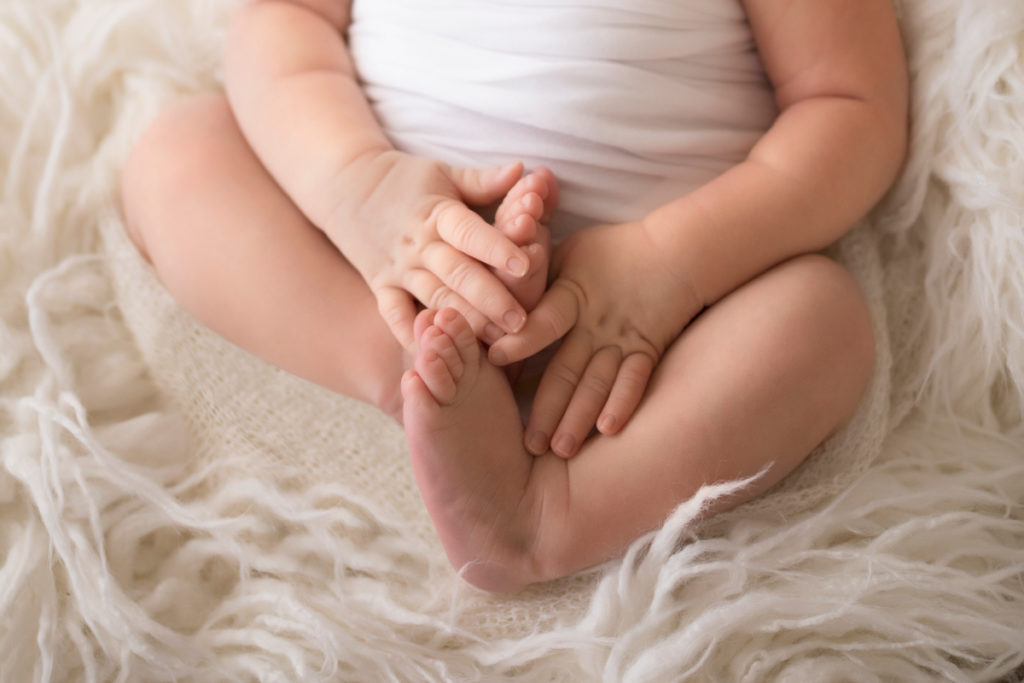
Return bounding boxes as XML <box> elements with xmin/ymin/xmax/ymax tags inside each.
<box><xmin>121</xmin><ymin>0</ymin><xmax>908</xmax><ymax>591</ymax></box>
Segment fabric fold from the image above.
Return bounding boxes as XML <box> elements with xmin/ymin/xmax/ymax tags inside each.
<box><xmin>349</xmin><ymin>0</ymin><xmax>777</xmax><ymax>235</ymax></box>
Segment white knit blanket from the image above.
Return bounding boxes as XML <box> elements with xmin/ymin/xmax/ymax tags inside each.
<box><xmin>1</xmin><ymin>0</ymin><xmax>1023</xmax><ymax>680</ymax></box>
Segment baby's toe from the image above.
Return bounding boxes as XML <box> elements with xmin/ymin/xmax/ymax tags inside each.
<box><xmin>434</xmin><ymin>308</ymin><xmax>481</xmax><ymax>369</ymax></box>
<box><xmin>496</xmin><ymin>196</ymin><xmax>542</xmax><ymax>246</ymax></box>
<box><xmin>400</xmin><ymin>370</ymin><xmax>433</xmax><ymax>412</ymax></box>
<box><xmin>520</xmin><ymin>191</ymin><xmax>545</xmax><ymax>221</ymax></box>
<box><xmin>414</xmin><ymin>308</ymin><xmax>439</xmax><ymax>345</ymax></box>
<box><xmin>426</xmin><ymin>324</ymin><xmax>465</xmax><ymax>382</ymax></box>
<box><xmin>415</xmin><ymin>335</ymin><xmax>458</xmax><ymax>405</ymax></box>
<box><xmin>494</xmin><ymin>176</ymin><xmax>533</xmax><ymax>228</ymax></box>
<box><xmin>530</xmin><ymin>166</ymin><xmax>559</xmax><ymax>219</ymax></box>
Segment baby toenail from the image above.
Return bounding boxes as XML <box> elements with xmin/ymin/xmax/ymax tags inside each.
<box><xmin>490</xmin><ymin>348</ymin><xmax>508</xmax><ymax>365</ymax></box>
<box><xmin>598</xmin><ymin>414</ymin><xmax>617</xmax><ymax>433</ymax></box>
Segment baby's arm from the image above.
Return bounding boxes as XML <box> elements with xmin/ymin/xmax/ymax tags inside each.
<box><xmin>491</xmin><ymin>0</ymin><xmax>908</xmax><ymax>458</ymax></box>
<box><xmin>223</xmin><ymin>0</ymin><xmax>533</xmax><ymax>347</ymax></box>
<box><xmin>646</xmin><ymin>0</ymin><xmax>908</xmax><ymax>307</ymax></box>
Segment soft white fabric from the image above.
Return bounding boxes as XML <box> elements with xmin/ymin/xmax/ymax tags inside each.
<box><xmin>1</xmin><ymin>0</ymin><xmax>1023</xmax><ymax>680</ymax></box>
<box><xmin>349</xmin><ymin>0</ymin><xmax>778</xmax><ymax>239</ymax></box>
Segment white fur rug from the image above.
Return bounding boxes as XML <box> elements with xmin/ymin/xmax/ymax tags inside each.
<box><xmin>1</xmin><ymin>0</ymin><xmax>1023</xmax><ymax>680</ymax></box>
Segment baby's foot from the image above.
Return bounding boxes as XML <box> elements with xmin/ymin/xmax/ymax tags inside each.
<box><xmin>492</xmin><ymin>167</ymin><xmax>558</xmax><ymax>312</ymax></box>
<box><xmin>402</xmin><ymin>308</ymin><xmax>543</xmax><ymax>591</ymax></box>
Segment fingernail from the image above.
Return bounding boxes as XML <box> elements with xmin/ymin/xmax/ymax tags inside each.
<box><xmin>598</xmin><ymin>414</ymin><xmax>617</xmax><ymax>434</ymax></box>
<box><xmin>503</xmin><ymin>310</ymin><xmax>525</xmax><ymax>332</ymax></box>
<box><xmin>490</xmin><ymin>347</ymin><xmax>508</xmax><ymax>365</ymax></box>
<box><xmin>484</xmin><ymin>324</ymin><xmax>503</xmax><ymax>344</ymax></box>
<box><xmin>526</xmin><ymin>431</ymin><xmax>548</xmax><ymax>455</ymax></box>
<box><xmin>506</xmin><ymin>256</ymin><xmax>527</xmax><ymax>277</ymax></box>
<box><xmin>553</xmin><ymin>434</ymin><xmax>576</xmax><ymax>458</ymax></box>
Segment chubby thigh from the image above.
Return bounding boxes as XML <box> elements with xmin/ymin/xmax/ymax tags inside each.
<box><xmin>530</xmin><ymin>253</ymin><xmax>875</xmax><ymax>579</ymax></box>
<box><xmin>121</xmin><ymin>95</ymin><xmax>410</xmax><ymax>418</ymax></box>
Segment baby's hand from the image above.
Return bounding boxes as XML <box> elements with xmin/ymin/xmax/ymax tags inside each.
<box><xmin>327</xmin><ymin>150</ymin><xmax>534</xmax><ymax>348</ymax></box>
<box><xmin>488</xmin><ymin>221</ymin><xmax>703</xmax><ymax>458</ymax></box>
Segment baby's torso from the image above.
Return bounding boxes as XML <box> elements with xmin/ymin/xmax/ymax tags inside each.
<box><xmin>348</xmin><ymin>0</ymin><xmax>777</xmax><ymax>240</ymax></box>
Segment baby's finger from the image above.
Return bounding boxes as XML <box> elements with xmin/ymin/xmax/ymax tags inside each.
<box><xmin>448</xmin><ymin>161</ymin><xmax>523</xmax><ymax>206</ymax></box>
<box><xmin>488</xmin><ymin>281</ymin><xmax>580</xmax><ymax>366</ymax></box>
<box><xmin>421</xmin><ymin>242</ymin><xmax>526</xmax><ymax>335</ymax></box>
<box><xmin>523</xmin><ymin>334</ymin><xmax>593</xmax><ymax>455</ymax></box>
<box><xmin>434</xmin><ymin>200</ymin><xmax>530</xmax><ymax>277</ymax></box>
<box><xmin>549</xmin><ymin>347</ymin><xmax>621</xmax><ymax>459</ymax></box>
<box><xmin>403</xmin><ymin>269</ymin><xmax>503</xmax><ymax>344</ymax></box>
<box><xmin>597</xmin><ymin>353</ymin><xmax>655</xmax><ymax>436</ymax></box>
<box><xmin>375</xmin><ymin>286</ymin><xmax>418</xmax><ymax>350</ymax></box>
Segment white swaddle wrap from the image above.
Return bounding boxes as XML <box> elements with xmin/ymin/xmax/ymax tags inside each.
<box><xmin>348</xmin><ymin>0</ymin><xmax>778</xmax><ymax>240</ymax></box>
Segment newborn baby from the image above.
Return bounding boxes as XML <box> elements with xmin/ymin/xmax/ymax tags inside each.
<box><xmin>121</xmin><ymin>0</ymin><xmax>908</xmax><ymax>592</ymax></box>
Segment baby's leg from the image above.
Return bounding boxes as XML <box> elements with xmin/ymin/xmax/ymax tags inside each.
<box><xmin>403</xmin><ymin>254</ymin><xmax>874</xmax><ymax>591</ymax></box>
<box><xmin>402</xmin><ymin>309</ymin><xmax>540</xmax><ymax>589</ymax></box>
<box><xmin>121</xmin><ymin>94</ymin><xmax>406</xmax><ymax>418</ymax></box>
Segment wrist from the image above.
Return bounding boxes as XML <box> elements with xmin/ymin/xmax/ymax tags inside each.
<box><xmin>321</xmin><ymin>147</ymin><xmax>398</xmax><ymax>280</ymax></box>
<box><xmin>640</xmin><ymin>205</ymin><xmax>712</xmax><ymax>311</ymax></box>
<box><xmin>642</xmin><ymin>159</ymin><xmax>817</xmax><ymax>307</ymax></box>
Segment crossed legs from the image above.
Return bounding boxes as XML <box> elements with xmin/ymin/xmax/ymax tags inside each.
<box><xmin>122</xmin><ymin>94</ymin><xmax>876</xmax><ymax>592</ymax></box>
<box><xmin>403</xmin><ymin>254</ymin><xmax>874</xmax><ymax>591</ymax></box>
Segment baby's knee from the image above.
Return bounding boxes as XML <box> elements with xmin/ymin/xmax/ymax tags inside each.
<box><xmin>120</xmin><ymin>94</ymin><xmax>235</xmax><ymax>257</ymax></box>
<box><xmin>780</xmin><ymin>253</ymin><xmax>876</xmax><ymax>398</ymax></box>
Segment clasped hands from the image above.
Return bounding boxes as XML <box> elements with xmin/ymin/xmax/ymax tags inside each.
<box><xmin>327</xmin><ymin>149</ymin><xmax>539</xmax><ymax>349</ymax></box>
<box><xmin>490</xmin><ymin>221</ymin><xmax>703</xmax><ymax>458</ymax></box>
<box><xmin>327</xmin><ymin>150</ymin><xmax>702</xmax><ymax>458</ymax></box>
